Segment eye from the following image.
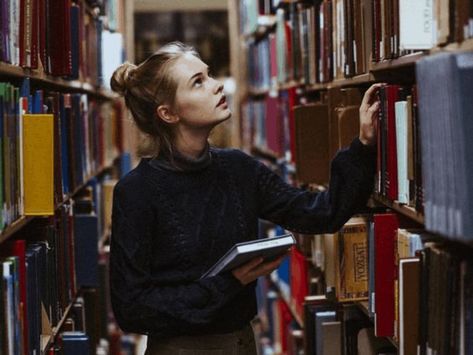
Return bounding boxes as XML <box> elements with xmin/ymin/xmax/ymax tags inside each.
<box><xmin>193</xmin><ymin>77</ymin><xmax>203</xmax><ymax>87</ymax></box>
<box><xmin>207</xmin><ymin>70</ymin><xmax>213</xmax><ymax>78</ymax></box>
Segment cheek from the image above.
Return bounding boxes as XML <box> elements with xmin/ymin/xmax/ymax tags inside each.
<box><xmin>176</xmin><ymin>94</ymin><xmax>212</xmax><ymax>119</ymax></box>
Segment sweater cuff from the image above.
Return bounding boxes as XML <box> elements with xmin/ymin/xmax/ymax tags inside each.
<box><xmin>213</xmin><ymin>272</ymin><xmax>244</xmax><ymax>297</ymax></box>
<box><xmin>349</xmin><ymin>137</ymin><xmax>377</xmax><ymax>161</ymax></box>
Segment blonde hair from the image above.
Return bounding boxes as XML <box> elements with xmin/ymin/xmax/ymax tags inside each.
<box><xmin>110</xmin><ymin>42</ymin><xmax>200</xmax><ymax>157</ymax></box>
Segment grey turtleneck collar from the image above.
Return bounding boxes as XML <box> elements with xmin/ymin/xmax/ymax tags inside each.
<box><xmin>148</xmin><ymin>143</ymin><xmax>212</xmax><ymax>172</ymax></box>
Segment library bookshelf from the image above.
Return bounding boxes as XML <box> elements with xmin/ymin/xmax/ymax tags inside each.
<box><xmin>229</xmin><ymin>0</ymin><xmax>473</xmax><ymax>354</ymax></box>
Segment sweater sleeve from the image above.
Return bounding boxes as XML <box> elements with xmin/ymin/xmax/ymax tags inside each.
<box><xmin>256</xmin><ymin>137</ymin><xmax>376</xmax><ymax>234</ymax></box>
<box><xmin>109</xmin><ymin>176</ymin><xmax>244</xmax><ymax>336</ymax></box>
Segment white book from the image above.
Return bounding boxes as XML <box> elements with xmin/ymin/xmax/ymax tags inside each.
<box><xmin>395</xmin><ymin>101</ymin><xmax>409</xmax><ymax>204</ymax></box>
<box><xmin>399</xmin><ymin>0</ymin><xmax>435</xmax><ymax>50</ymax></box>
<box><xmin>201</xmin><ymin>233</ymin><xmax>295</xmax><ymax>278</ymax></box>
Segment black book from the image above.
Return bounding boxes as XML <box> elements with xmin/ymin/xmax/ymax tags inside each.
<box><xmin>201</xmin><ymin>233</ymin><xmax>296</xmax><ymax>278</ymax></box>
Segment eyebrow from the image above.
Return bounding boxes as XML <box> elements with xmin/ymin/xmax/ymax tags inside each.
<box><xmin>188</xmin><ymin>66</ymin><xmax>210</xmax><ymax>84</ymax></box>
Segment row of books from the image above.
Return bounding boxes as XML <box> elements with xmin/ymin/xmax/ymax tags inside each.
<box><xmin>0</xmin><ymin>79</ymin><xmax>123</xmax><ymax>229</ymax></box>
<box><xmin>0</xmin><ymin>175</ymin><xmax>118</xmax><ymax>355</ymax></box>
<box><xmin>257</xmin><ymin>285</ymin><xmax>304</xmax><ymax>355</ymax></box>
<box><xmin>303</xmin><ymin>299</ymin><xmax>396</xmax><ymax>355</ymax></box>
<box><xmin>306</xmin><ymin>215</ymin><xmax>473</xmax><ymax>354</ymax></box>
<box><xmin>256</xmin><ymin>214</ymin><xmax>473</xmax><ymax>355</ymax></box>
<box><xmin>254</xmin><ymin>222</ymin><xmax>304</xmax><ymax>355</ymax></box>
<box><xmin>0</xmin><ymin>0</ymin><xmax>124</xmax><ymax>86</ymax></box>
<box><xmin>243</xmin><ymin>0</ymin><xmax>473</xmax><ymax>89</ymax></box>
<box><xmin>247</xmin><ymin>53</ymin><xmax>473</xmax><ymax>243</ymax></box>
<box><xmin>246</xmin><ymin>47</ymin><xmax>473</xmax><ymax>247</ymax></box>
<box><xmin>242</xmin><ymin>86</ymin><xmax>363</xmax><ymax>184</ymax></box>
<box><xmin>375</xmin><ymin>84</ymin><xmax>423</xmax><ymax>211</ymax></box>
<box><xmin>417</xmin><ymin>51</ymin><xmax>473</xmax><ymax>240</ymax></box>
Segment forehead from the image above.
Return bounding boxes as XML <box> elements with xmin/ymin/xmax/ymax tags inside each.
<box><xmin>170</xmin><ymin>53</ymin><xmax>207</xmax><ymax>85</ymax></box>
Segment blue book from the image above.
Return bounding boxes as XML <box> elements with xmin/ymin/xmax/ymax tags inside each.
<box><xmin>70</xmin><ymin>4</ymin><xmax>80</xmax><ymax>79</ymax></box>
<box><xmin>26</xmin><ymin>245</ymin><xmax>41</xmax><ymax>355</ymax></box>
<box><xmin>74</xmin><ymin>214</ymin><xmax>99</xmax><ymax>287</ymax></box>
<box><xmin>61</xmin><ymin>331</ymin><xmax>90</xmax><ymax>355</ymax></box>
<box><xmin>315</xmin><ymin>311</ymin><xmax>337</xmax><ymax>355</ymax></box>
<box><xmin>59</xmin><ymin>94</ymin><xmax>70</xmax><ymax>194</ymax></box>
<box><xmin>19</xmin><ymin>78</ymin><xmax>30</xmax><ymax>99</ymax></box>
<box><xmin>32</xmin><ymin>90</ymin><xmax>44</xmax><ymax>114</ymax></box>
<box><xmin>71</xmin><ymin>94</ymin><xmax>85</xmax><ymax>188</ymax></box>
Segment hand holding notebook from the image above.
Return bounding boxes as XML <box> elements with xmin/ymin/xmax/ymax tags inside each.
<box><xmin>201</xmin><ymin>233</ymin><xmax>296</xmax><ymax>282</ymax></box>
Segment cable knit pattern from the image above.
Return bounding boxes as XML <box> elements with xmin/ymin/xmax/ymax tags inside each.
<box><xmin>110</xmin><ymin>137</ymin><xmax>376</xmax><ymax>338</ymax></box>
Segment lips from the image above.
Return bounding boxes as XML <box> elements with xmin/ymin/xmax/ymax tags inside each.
<box><xmin>216</xmin><ymin>95</ymin><xmax>226</xmax><ymax>107</ymax></box>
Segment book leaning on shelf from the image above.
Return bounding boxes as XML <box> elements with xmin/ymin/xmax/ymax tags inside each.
<box><xmin>201</xmin><ymin>233</ymin><xmax>296</xmax><ymax>278</ymax></box>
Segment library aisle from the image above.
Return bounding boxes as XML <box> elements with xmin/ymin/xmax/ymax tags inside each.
<box><xmin>1</xmin><ymin>0</ymin><xmax>473</xmax><ymax>354</ymax></box>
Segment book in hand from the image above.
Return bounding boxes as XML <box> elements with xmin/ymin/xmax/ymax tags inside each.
<box><xmin>201</xmin><ymin>233</ymin><xmax>296</xmax><ymax>279</ymax></box>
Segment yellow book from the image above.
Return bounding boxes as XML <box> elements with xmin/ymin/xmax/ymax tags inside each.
<box><xmin>337</xmin><ymin>217</ymin><xmax>369</xmax><ymax>302</ymax></box>
<box><xmin>102</xmin><ymin>179</ymin><xmax>118</xmax><ymax>233</ymax></box>
<box><xmin>22</xmin><ymin>114</ymin><xmax>54</xmax><ymax>215</ymax></box>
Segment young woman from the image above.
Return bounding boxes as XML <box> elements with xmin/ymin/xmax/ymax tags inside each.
<box><xmin>110</xmin><ymin>42</ymin><xmax>381</xmax><ymax>355</ymax></box>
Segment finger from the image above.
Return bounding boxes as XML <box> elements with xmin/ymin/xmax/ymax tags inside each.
<box><xmin>361</xmin><ymin>83</ymin><xmax>385</xmax><ymax>107</ymax></box>
<box><xmin>260</xmin><ymin>254</ymin><xmax>288</xmax><ymax>272</ymax></box>
<box><xmin>238</xmin><ymin>257</ymin><xmax>264</xmax><ymax>274</ymax></box>
<box><xmin>368</xmin><ymin>101</ymin><xmax>381</xmax><ymax>114</ymax></box>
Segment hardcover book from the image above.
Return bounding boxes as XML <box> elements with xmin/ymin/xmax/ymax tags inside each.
<box><xmin>201</xmin><ymin>233</ymin><xmax>296</xmax><ymax>278</ymax></box>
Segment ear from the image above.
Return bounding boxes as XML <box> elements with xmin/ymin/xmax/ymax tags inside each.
<box><xmin>156</xmin><ymin>104</ymin><xmax>179</xmax><ymax>124</ymax></box>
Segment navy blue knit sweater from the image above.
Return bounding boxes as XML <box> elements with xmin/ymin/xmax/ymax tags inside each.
<box><xmin>110</xmin><ymin>138</ymin><xmax>376</xmax><ymax>338</ymax></box>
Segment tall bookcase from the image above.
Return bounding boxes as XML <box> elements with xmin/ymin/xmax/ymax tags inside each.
<box><xmin>0</xmin><ymin>0</ymin><xmax>141</xmax><ymax>354</ymax></box>
<box><xmin>229</xmin><ymin>0</ymin><xmax>473</xmax><ymax>354</ymax></box>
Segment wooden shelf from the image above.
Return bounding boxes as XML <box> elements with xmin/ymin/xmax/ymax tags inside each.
<box><xmin>0</xmin><ymin>62</ymin><xmax>118</xmax><ymax>100</ymax></box>
<box><xmin>373</xmin><ymin>194</ymin><xmax>425</xmax><ymax>225</ymax></box>
<box><xmin>305</xmin><ymin>82</ymin><xmax>327</xmax><ymax>91</ymax></box>
<box><xmin>370</xmin><ymin>52</ymin><xmax>426</xmax><ymax>71</ymax></box>
<box><xmin>306</xmin><ymin>73</ymin><xmax>374</xmax><ymax>92</ymax></box>
<box><xmin>0</xmin><ymin>156</ymin><xmax>119</xmax><ymax>246</ymax></box>
<box><xmin>278</xmin><ymin>80</ymin><xmax>301</xmax><ymax>90</ymax></box>
<box><xmin>432</xmin><ymin>38</ymin><xmax>473</xmax><ymax>53</ymax></box>
<box><xmin>329</xmin><ymin>73</ymin><xmax>375</xmax><ymax>88</ymax></box>
<box><xmin>0</xmin><ymin>216</ymin><xmax>35</xmax><ymax>244</ymax></box>
<box><xmin>41</xmin><ymin>294</ymin><xmax>79</xmax><ymax>353</ymax></box>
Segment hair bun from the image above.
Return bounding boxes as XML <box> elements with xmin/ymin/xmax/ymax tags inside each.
<box><xmin>110</xmin><ymin>62</ymin><xmax>137</xmax><ymax>96</ymax></box>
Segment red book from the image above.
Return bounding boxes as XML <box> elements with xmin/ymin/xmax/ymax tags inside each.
<box><xmin>287</xmin><ymin>87</ymin><xmax>297</xmax><ymax>162</ymax></box>
<box><xmin>38</xmin><ymin>0</ymin><xmax>47</xmax><ymax>71</ymax></box>
<box><xmin>373</xmin><ymin>213</ymin><xmax>399</xmax><ymax>337</ymax></box>
<box><xmin>278</xmin><ymin>299</ymin><xmax>293</xmax><ymax>353</ymax></box>
<box><xmin>31</xmin><ymin>0</ymin><xmax>38</xmax><ymax>68</ymax></box>
<box><xmin>373</xmin><ymin>0</ymin><xmax>381</xmax><ymax>62</ymax></box>
<box><xmin>269</xmin><ymin>33</ymin><xmax>278</xmax><ymax>81</ymax></box>
<box><xmin>1</xmin><ymin>240</ymin><xmax>29</xmax><ymax>355</ymax></box>
<box><xmin>19</xmin><ymin>0</ymin><xmax>26</xmax><ymax>66</ymax></box>
<box><xmin>385</xmin><ymin>85</ymin><xmax>400</xmax><ymax>200</ymax></box>
<box><xmin>290</xmin><ymin>247</ymin><xmax>308</xmax><ymax>322</ymax></box>
<box><xmin>48</xmin><ymin>0</ymin><xmax>72</xmax><ymax>76</ymax></box>
<box><xmin>265</xmin><ymin>96</ymin><xmax>282</xmax><ymax>156</ymax></box>
<box><xmin>285</xmin><ymin>21</ymin><xmax>293</xmax><ymax>81</ymax></box>
<box><xmin>19</xmin><ymin>0</ymin><xmax>38</xmax><ymax>68</ymax></box>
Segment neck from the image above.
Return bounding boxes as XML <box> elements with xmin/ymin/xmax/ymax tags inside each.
<box><xmin>173</xmin><ymin>125</ymin><xmax>211</xmax><ymax>159</ymax></box>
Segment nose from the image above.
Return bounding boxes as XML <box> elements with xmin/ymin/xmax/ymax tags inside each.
<box><xmin>213</xmin><ymin>78</ymin><xmax>224</xmax><ymax>94</ymax></box>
